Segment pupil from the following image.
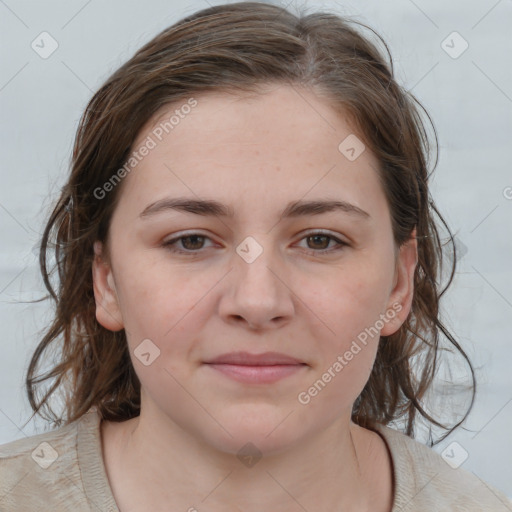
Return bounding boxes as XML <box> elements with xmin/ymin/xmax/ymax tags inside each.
<box><xmin>309</xmin><ymin>235</ymin><xmax>328</xmax><ymax>249</ymax></box>
<box><xmin>183</xmin><ymin>235</ymin><xmax>204</xmax><ymax>250</ymax></box>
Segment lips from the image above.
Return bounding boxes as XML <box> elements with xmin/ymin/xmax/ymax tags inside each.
<box><xmin>204</xmin><ymin>351</ymin><xmax>306</xmax><ymax>366</ymax></box>
<box><xmin>203</xmin><ymin>351</ymin><xmax>307</xmax><ymax>384</ymax></box>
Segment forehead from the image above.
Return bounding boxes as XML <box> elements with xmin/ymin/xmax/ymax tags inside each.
<box><xmin>117</xmin><ymin>84</ymin><xmax>385</xmax><ymax>223</ymax></box>
<box><xmin>136</xmin><ymin>83</ymin><xmax>360</xmax><ymax>149</ymax></box>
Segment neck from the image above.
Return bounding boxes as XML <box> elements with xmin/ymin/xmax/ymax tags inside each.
<box><xmin>106</xmin><ymin>406</ymin><xmax>392</xmax><ymax>511</ymax></box>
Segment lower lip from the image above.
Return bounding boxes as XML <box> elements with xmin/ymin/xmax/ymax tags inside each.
<box><xmin>205</xmin><ymin>363</ymin><xmax>306</xmax><ymax>384</ymax></box>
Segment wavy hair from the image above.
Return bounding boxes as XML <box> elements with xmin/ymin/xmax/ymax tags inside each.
<box><xmin>22</xmin><ymin>1</ymin><xmax>475</xmax><ymax>445</ymax></box>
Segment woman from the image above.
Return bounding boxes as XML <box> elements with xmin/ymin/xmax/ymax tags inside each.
<box><xmin>1</xmin><ymin>2</ymin><xmax>510</xmax><ymax>511</ymax></box>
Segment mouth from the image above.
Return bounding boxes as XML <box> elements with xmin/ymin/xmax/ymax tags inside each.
<box><xmin>203</xmin><ymin>351</ymin><xmax>308</xmax><ymax>384</ymax></box>
<box><xmin>204</xmin><ymin>351</ymin><xmax>306</xmax><ymax>366</ymax></box>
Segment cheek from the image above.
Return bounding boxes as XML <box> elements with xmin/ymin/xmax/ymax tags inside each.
<box><xmin>297</xmin><ymin>291</ymin><xmax>382</xmax><ymax>418</ymax></box>
<box><xmin>295</xmin><ymin>258</ymin><xmax>392</xmax><ymax>403</ymax></box>
<box><xmin>300</xmin><ymin>261</ymin><xmax>392</xmax><ymax>344</ymax></box>
<box><xmin>117</xmin><ymin>269</ymin><xmax>212</xmax><ymax>411</ymax></box>
<box><xmin>114</xmin><ymin>251</ymin><xmax>206</xmax><ymax>331</ymax></box>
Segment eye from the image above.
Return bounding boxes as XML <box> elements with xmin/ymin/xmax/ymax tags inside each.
<box><xmin>296</xmin><ymin>230</ymin><xmax>348</xmax><ymax>255</ymax></box>
<box><xmin>162</xmin><ymin>233</ymin><xmax>214</xmax><ymax>255</ymax></box>
<box><xmin>162</xmin><ymin>230</ymin><xmax>348</xmax><ymax>256</ymax></box>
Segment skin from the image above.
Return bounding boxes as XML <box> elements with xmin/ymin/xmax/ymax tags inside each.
<box><xmin>92</xmin><ymin>83</ymin><xmax>418</xmax><ymax>512</ymax></box>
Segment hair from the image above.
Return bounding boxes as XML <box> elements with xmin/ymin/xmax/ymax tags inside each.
<box><xmin>23</xmin><ymin>0</ymin><xmax>475</xmax><ymax>445</ymax></box>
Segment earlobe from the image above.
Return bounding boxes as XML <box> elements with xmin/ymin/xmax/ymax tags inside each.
<box><xmin>380</xmin><ymin>228</ymin><xmax>418</xmax><ymax>337</ymax></box>
<box><xmin>92</xmin><ymin>241</ymin><xmax>124</xmax><ymax>332</ymax></box>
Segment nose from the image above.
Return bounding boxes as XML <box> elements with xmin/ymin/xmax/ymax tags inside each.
<box><xmin>218</xmin><ymin>241</ymin><xmax>295</xmax><ymax>331</ymax></box>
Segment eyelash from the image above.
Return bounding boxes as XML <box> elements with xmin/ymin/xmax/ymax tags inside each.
<box><xmin>161</xmin><ymin>231</ymin><xmax>348</xmax><ymax>256</ymax></box>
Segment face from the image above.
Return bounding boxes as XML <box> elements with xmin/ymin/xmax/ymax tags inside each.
<box><xmin>92</xmin><ymin>83</ymin><xmax>417</xmax><ymax>456</ymax></box>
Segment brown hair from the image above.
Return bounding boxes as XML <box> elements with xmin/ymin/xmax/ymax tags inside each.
<box><xmin>23</xmin><ymin>1</ymin><xmax>475</xmax><ymax>445</ymax></box>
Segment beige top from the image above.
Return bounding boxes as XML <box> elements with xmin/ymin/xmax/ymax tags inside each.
<box><xmin>0</xmin><ymin>407</ymin><xmax>510</xmax><ymax>511</ymax></box>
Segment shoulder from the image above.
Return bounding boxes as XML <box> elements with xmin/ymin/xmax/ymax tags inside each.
<box><xmin>0</xmin><ymin>410</ymin><xmax>97</xmax><ymax>511</ymax></box>
<box><xmin>373</xmin><ymin>424</ymin><xmax>512</xmax><ymax>512</ymax></box>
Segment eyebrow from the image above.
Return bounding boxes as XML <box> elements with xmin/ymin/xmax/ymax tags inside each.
<box><xmin>139</xmin><ymin>197</ymin><xmax>371</xmax><ymax>221</ymax></box>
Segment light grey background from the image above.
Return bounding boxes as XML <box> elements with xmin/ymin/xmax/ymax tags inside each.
<box><xmin>1</xmin><ymin>0</ymin><xmax>511</xmax><ymax>500</ymax></box>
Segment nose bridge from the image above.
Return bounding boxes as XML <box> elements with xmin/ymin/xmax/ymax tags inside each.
<box><xmin>234</xmin><ymin>234</ymin><xmax>281</xmax><ymax>296</ymax></box>
<box><xmin>220</xmin><ymin>233</ymin><xmax>294</xmax><ymax>328</ymax></box>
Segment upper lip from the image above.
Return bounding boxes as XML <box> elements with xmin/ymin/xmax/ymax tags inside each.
<box><xmin>204</xmin><ymin>351</ymin><xmax>305</xmax><ymax>366</ymax></box>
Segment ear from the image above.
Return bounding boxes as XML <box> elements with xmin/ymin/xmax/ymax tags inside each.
<box><xmin>92</xmin><ymin>240</ymin><xmax>124</xmax><ymax>332</ymax></box>
<box><xmin>380</xmin><ymin>227</ymin><xmax>418</xmax><ymax>337</ymax></box>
